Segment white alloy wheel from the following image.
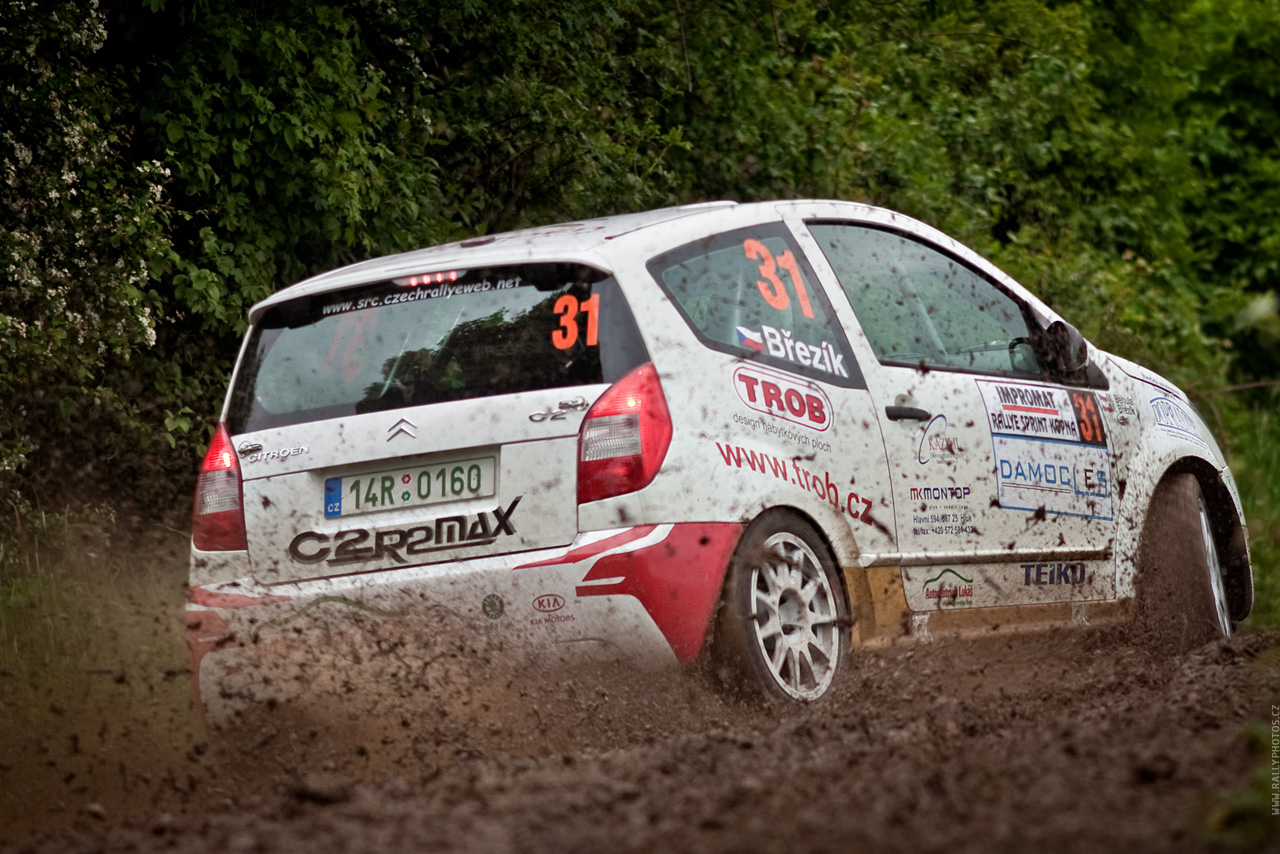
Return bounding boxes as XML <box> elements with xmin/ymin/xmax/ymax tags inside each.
<box><xmin>748</xmin><ymin>532</ymin><xmax>842</xmax><ymax>701</ymax></box>
<box><xmin>714</xmin><ymin>513</ymin><xmax>850</xmax><ymax>703</ymax></box>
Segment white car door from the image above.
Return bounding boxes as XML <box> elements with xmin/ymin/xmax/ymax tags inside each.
<box><xmin>793</xmin><ymin>214</ymin><xmax>1117</xmax><ymax>613</ymax></box>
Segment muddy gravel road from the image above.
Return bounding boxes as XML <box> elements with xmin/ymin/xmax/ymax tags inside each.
<box><xmin>5</xmin><ymin>617</ymin><xmax>1280</xmax><ymax>854</ymax></box>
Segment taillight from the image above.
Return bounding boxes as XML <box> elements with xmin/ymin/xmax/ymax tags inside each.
<box><xmin>192</xmin><ymin>423</ymin><xmax>247</xmax><ymax>551</ymax></box>
<box><xmin>578</xmin><ymin>362</ymin><xmax>672</xmax><ymax>504</ymax></box>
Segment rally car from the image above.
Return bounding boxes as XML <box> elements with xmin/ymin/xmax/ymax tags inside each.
<box><xmin>188</xmin><ymin>200</ymin><xmax>1252</xmax><ymax>712</ymax></box>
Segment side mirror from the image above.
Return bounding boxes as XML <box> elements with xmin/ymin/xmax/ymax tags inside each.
<box><xmin>1040</xmin><ymin>320</ymin><xmax>1089</xmax><ymax>374</ymax></box>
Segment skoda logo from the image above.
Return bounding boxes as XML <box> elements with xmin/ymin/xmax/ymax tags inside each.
<box><xmin>482</xmin><ymin>594</ymin><xmax>505</xmax><ymax>620</ymax></box>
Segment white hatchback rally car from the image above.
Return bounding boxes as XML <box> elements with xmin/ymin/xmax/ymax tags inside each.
<box><xmin>189</xmin><ymin>200</ymin><xmax>1253</xmax><ymax>708</ymax></box>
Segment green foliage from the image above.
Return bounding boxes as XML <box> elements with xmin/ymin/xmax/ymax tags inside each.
<box><xmin>124</xmin><ymin>0</ymin><xmax>688</xmax><ymax>344</ymax></box>
<box><xmin>1225</xmin><ymin>401</ymin><xmax>1280</xmax><ymax>626</ymax></box>
<box><xmin>355</xmin><ymin>0</ymin><xmax>687</xmax><ymax>231</ymax></box>
<box><xmin>137</xmin><ymin>2</ymin><xmax>438</xmax><ymax>332</ymax></box>
<box><xmin>0</xmin><ymin>1</ymin><xmax>173</xmax><ymax>493</ymax></box>
<box><xmin>633</xmin><ymin>0</ymin><xmax>1239</xmax><ymax>388</ymax></box>
<box><xmin>1175</xmin><ymin>0</ymin><xmax>1280</xmax><ymax>379</ymax></box>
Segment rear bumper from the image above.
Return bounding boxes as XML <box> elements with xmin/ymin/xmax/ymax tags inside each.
<box><xmin>186</xmin><ymin>522</ymin><xmax>742</xmax><ymax>719</ymax></box>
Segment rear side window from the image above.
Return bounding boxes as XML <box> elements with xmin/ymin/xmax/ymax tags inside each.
<box><xmin>646</xmin><ymin>224</ymin><xmax>863</xmax><ymax>388</ymax></box>
<box><xmin>228</xmin><ymin>264</ymin><xmax>648</xmax><ymax>433</ymax></box>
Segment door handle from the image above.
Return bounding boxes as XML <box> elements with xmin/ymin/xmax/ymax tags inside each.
<box><xmin>885</xmin><ymin>405</ymin><xmax>931</xmax><ymax>421</ymax></box>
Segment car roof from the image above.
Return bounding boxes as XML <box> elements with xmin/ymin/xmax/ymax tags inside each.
<box><xmin>248</xmin><ymin>198</ymin><xmax>1002</xmax><ymax>325</ymax></box>
<box><xmin>251</xmin><ymin>201</ymin><xmax>745</xmax><ymax>318</ymax></box>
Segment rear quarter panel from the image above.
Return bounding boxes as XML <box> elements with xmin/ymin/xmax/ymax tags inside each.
<box><xmin>591</xmin><ymin>210</ymin><xmax>898</xmax><ymax>571</ymax></box>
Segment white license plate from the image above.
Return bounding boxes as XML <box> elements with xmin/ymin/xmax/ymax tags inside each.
<box><xmin>324</xmin><ymin>457</ymin><xmax>496</xmax><ymax>518</ymax></box>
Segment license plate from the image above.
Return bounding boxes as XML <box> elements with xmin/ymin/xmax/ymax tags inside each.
<box><xmin>324</xmin><ymin>457</ymin><xmax>496</xmax><ymax>519</ymax></box>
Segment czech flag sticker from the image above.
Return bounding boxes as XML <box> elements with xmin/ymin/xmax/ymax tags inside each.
<box><xmin>736</xmin><ymin>326</ymin><xmax>765</xmax><ymax>352</ymax></box>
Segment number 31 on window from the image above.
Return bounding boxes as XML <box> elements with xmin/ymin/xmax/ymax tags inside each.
<box><xmin>744</xmin><ymin>239</ymin><xmax>814</xmax><ymax>319</ymax></box>
<box><xmin>552</xmin><ymin>293</ymin><xmax>599</xmax><ymax>350</ymax></box>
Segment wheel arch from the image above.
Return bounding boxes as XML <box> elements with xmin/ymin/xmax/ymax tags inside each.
<box><xmin>726</xmin><ymin>501</ymin><xmax>864</xmax><ymax>643</ymax></box>
<box><xmin>708</xmin><ymin>502</ymin><xmax>856</xmax><ymax>701</ymax></box>
<box><xmin>1160</xmin><ymin>457</ymin><xmax>1252</xmax><ymax>622</ymax></box>
<box><xmin>1125</xmin><ymin>456</ymin><xmax>1252</xmax><ymax>622</ymax></box>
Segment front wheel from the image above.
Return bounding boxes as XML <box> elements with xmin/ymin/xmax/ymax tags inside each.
<box><xmin>713</xmin><ymin>512</ymin><xmax>849</xmax><ymax>702</ymax></box>
<box><xmin>1136</xmin><ymin>473</ymin><xmax>1232</xmax><ymax>651</ymax></box>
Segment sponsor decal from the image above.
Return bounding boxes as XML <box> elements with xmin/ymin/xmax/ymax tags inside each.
<box><xmin>992</xmin><ymin>440</ymin><xmax>1113</xmax><ymax>520</ymax></box>
<box><xmin>532</xmin><ymin>593</ymin><xmax>565</xmax><ymax>613</ymax></box>
<box><xmin>530</xmin><ymin>613</ymin><xmax>576</xmax><ymax>626</ymax></box>
<box><xmin>1022</xmin><ymin>562</ymin><xmax>1088</xmax><ymax>586</ymax></box>
<box><xmin>748</xmin><ymin>324</ymin><xmax>848</xmax><ymax>378</ymax></box>
<box><xmin>978</xmin><ymin>382</ymin><xmax>1106</xmax><ymax>446</ymax></box>
<box><xmin>977</xmin><ymin>380</ymin><xmax>1114</xmax><ymax>521</ymax></box>
<box><xmin>288</xmin><ymin>497</ymin><xmax>521</xmax><ymax>566</ymax></box>
<box><xmin>909</xmin><ymin>486</ymin><xmax>976</xmax><ymax>537</ymax></box>
<box><xmin>909</xmin><ymin>486</ymin><xmax>972</xmax><ymax>502</ymax></box>
<box><xmin>1149</xmin><ymin>396</ymin><xmax>1208</xmax><ymax>448</ymax></box>
<box><xmin>732</xmin><ymin>365</ymin><xmax>830</xmax><ymax>432</ymax></box>
<box><xmin>712</xmin><ymin>442</ymin><xmax>875</xmax><ymax>526</ymax></box>
<box><xmin>922</xmin><ymin>569</ymin><xmax>975</xmax><ymax>606</ymax></box>
<box><xmin>903</xmin><ymin>560</ymin><xmax>1115</xmax><ymax>609</ymax></box>
<box><xmin>911</xmin><ymin>416</ymin><xmax>975</xmax><ymax>536</ymax></box>
<box><xmin>240</xmin><ymin>444</ymin><xmax>310</xmax><ymax>464</ymax></box>
<box><xmin>917</xmin><ymin>414</ymin><xmax>965</xmax><ymax>464</ymax></box>
<box><xmin>730</xmin><ymin>413</ymin><xmax>832</xmax><ymax>452</ymax></box>
<box><xmin>1098</xmin><ymin>393</ymin><xmax>1138</xmax><ymax>421</ymax></box>
<box><xmin>482</xmin><ymin>594</ymin><xmax>505</xmax><ymax>620</ymax></box>
<box><xmin>997</xmin><ymin>458</ymin><xmax>1108</xmax><ymax>497</ymax></box>
<box><xmin>320</xmin><ymin>278</ymin><xmax>524</xmax><ymax>316</ymax></box>
<box><xmin>1135</xmin><ymin>366</ymin><xmax>1177</xmax><ymax>394</ymax></box>
<box><xmin>911</xmin><ymin>509</ymin><xmax>976</xmax><ymax>537</ymax></box>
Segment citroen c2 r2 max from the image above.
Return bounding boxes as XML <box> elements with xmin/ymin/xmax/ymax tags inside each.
<box><xmin>188</xmin><ymin>200</ymin><xmax>1253</xmax><ymax>712</ymax></box>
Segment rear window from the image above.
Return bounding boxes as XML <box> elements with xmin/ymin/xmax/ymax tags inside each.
<box><xmin>227</xmin><ymin>264</ymin><xmax>648</xmax><ymax>434</ymax></box>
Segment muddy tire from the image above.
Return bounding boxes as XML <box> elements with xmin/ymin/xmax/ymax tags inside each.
<box><xmin>1135</xmin><ymin>473</ymin><xmax>1232</xmax><ymax>652</ymax></box>
<box><xmin>713</xmin><ymin>512</ymin><xmax>849</xmax><ymax>702</ymax></box>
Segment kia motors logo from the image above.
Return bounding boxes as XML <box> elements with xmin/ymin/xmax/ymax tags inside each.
<box><xmin>732</xmin><ymin>365</ymin><xmax>830</xmax><ymax>432</ymax></box>
<box><xmin>532</xmin><ymin>593</ymin><xmax>565</xmax><ymax>613</ymax></box>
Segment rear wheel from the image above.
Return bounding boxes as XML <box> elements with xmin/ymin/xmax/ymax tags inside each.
<box><xmin>1136</xmin><ymin>473</ymin><xmax>1232</xmax><ymax>651</ymax></box>
<box><xmin>714</xmin><ymin>512</ymin><xmax>849</xmax><ymax>702</ymax></box>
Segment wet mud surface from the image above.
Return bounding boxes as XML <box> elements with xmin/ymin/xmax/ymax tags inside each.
<box><xmin>5</xmin><ymin>619</ymin><xmax>1280</xmax><ymax>853</ymax></box>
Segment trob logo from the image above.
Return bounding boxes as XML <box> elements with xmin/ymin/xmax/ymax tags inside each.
<box><xmin>732</xmin><ymin>365</ymin><xmax>830</xmax><ymax>432</ymax></box>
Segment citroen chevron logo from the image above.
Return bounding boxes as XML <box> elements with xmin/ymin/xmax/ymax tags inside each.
<box><xmin>387</xmin><ymin>418</ymin><xmax>417</xmax><ymax>441</ymax></box>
